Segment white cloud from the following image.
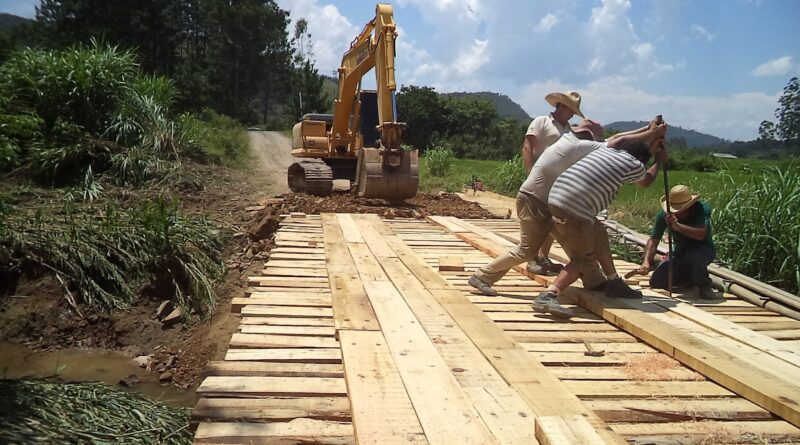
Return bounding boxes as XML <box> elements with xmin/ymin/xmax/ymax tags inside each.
<box><xmin>277</xmin><ymin>0</ymin><xmax>359</xmax><ymax>77</ymax></box>
<box><xmin>691</xmin><ymin>24</ymin><xmax>715</xmax><ymax>42</ymax></box>
<box><xmin>752</xmin><ymin>56</ymin><xmax>793</xmax><ymax>77</ymax></box>
<box><xmin>519</xmin><ymin>77</ymin><xmax>777</xmax><ymax>141</ymax></box>
<box><xmin>534</xmin><ymin>13</ymin><xmax>560</xmax><ymax>33</ymax></box>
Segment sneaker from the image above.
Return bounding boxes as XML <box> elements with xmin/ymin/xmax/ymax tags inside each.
<box><xmin>606</xmin><ymin>278</ymin><xmax>643</xmax><ymax>299</ymax></box>
<box><xmin>698</xmin><ymin>285</ymin><xmax>716</xmax><ymax>300</ymax></box>
<box><xmin>531</xmin><ymin>291</ymin><xmax>574</xmax><ymax>319</ymax></box>
<box><xmin>468</xmin><ymin>275</ymin><xmax>498</xmax><ymax>296</ymax></box>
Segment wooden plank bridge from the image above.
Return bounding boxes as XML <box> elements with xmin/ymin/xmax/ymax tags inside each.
<box><xmin>191</xmin><ymin>213</ymin><xmax>800</xmax><ymax>445</ymax></box>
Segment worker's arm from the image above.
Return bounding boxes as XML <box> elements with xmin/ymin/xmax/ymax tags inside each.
<box><xmin>641</xmin><ymin>237</ymin><xmax>661</xmax><ymax>270</ymax></box>
<box><xmin>634</xmin><ymin>137</ymin><xmax>667</xmax><ymax>188</ymax></box>
<box><xmin>521</xmin><ymin>134</ymin><xmax>538</xmax><ymax>174</ymax></box>
<box><xmin>607</xmin><ymin>122</ymin><xmax>650</xmax><ymax>142</ymax></box>
<box><xmin>666</xmin><ymin>213</ymin><xmax>708</xmax><ymax>240</ymax></box>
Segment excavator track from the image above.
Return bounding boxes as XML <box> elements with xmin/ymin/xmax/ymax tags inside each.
<box><xmin>287</xmin><ymin>159</ymin><xmax>333</xmax><ymax>196</ymax></box>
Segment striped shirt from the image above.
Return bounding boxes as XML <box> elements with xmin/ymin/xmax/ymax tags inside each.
<box><xmin>548</xmin><ymin>146</ymin><xmax>646</xmax><ymax>221</ymax></box>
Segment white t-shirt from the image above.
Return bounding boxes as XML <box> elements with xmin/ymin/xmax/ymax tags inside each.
<box><xmin>525</xmin><ymin>114</ymin><xmax>568</xmax><ymax>163</ymax></box>
<box><xmin>519</xmin><ymin>132</ymin><xmax>605</xmax><ymax>201</ymax></box>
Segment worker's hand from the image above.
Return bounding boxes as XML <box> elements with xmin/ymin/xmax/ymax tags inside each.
<box><xmin>637</xmin><ymin>264</ymin><xmax>650</xmax><ymax>275</ymax></box>
<box><xmin>648</xmin><ymin>117</ymin><xmax>665</xmax><ymax>129</ymax></box>
<box><xmin>665</xmin><ymin>212</ymin><xmax>679</xmax><ymax>229</ymax></box>
<box><xmin>651</xmin><ymin>122</ymin><xmax>668</xmax><ymax>139</ymax></box>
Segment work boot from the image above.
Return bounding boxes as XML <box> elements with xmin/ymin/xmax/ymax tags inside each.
<box><xmin>531</xmin><ymin>291</ymin><xmax>574</xmax><ymax>319</ymax></box>
<box><xmin>468</xmin><ymin>275</ymin><xmax>497</xmax><ymax>296</ymax></box>
<box><xmin>538</xmin><ymin>256</ymin><xmax>564</xmax><ymax>273</ymax></box>
<box><xmin>587</xmin><ymin>280</ymin><xmax>608</xmax><ymax>292</ymax></box>
<box><xmin>526</xmin><ymin>256</ymin><xmax>561</xmax><ymax>276</ymax></box>
<box><xmin>606</xmin><ymin>278</ymin><xmax>642</xmax><ymax>299</ymax></box>
<box><xmin>698</xmin><ymin>285</ymin><xmax>716</xmax><ymax>300</ymax></box>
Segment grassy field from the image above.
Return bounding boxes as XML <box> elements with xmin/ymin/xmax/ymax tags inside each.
<box><xmin>419</xmin><ymin>157</ymin><xmax>504</xmax><ymax>193</ymax></box>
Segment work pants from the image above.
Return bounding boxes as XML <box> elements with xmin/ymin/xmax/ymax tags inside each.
<box><xmin>650</xmin><ymin>243</ymin><xmax>715</xmax><ymax>290</ymax></box>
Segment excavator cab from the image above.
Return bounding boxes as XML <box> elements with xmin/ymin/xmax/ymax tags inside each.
<box><xmin>286</xmin><ymin>4</ymin><xmax>419</xmax><ymax>200</ymax></box>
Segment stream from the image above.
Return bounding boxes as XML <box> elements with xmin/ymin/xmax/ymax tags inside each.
<box><xmin>1</xmin><ymin>342</ymin><xmax>196</xmax><ymax>407</ymax></box>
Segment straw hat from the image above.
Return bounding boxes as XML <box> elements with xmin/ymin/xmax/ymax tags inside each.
<box><xmin>661</xmin><ymin>184</ymin><xmax>701</xmax><ymax>213</ymax></box>
<box><xmin>545</xmin><ymin>91</ymin><xmax>585</xmax><ymax>118</ymax></box>
<box><xmin>571</xmin><ymin>118</ymin><xmax>604</xmax><ymax>142</ymax></box>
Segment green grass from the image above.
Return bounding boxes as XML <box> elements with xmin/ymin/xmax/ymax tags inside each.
<box><xmin>419</xmin><ymin>157</ymin><xmax>504</xmax><ymax>193</ymax></box>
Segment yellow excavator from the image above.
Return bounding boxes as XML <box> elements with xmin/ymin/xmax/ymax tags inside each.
<box><xmin>287</xmin><ymin>3</ymin><xmax>419</xmax><ymax>200</ymax></box>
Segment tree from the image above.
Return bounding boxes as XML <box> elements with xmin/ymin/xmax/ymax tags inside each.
<box><xmin>285</xmin><ymin>18</ymin><xmax>330</xmax><ymax>119</ymax></box>
<box><xmin>396</xmin><ymin>85</ymin><xmax>445</xmax><ymax>150</ymax></box>
<box><xmin>776</xmin><ymin>77</ymin><xmax>800</xmax><ymax>140</ymax></box>
<box><xmin>758</xmin><ymin>120</ymin><xmax>777</xmax><ymax>141</ymax></box>
<box><xmin>202</xmin><ymin>0</ymin><xmax>293</xmax><ymax>121</ymax></box>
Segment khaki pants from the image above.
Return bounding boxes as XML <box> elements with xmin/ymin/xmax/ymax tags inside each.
<box><xmin>549</xmin><ymin>205</ymin><xmax>609</xmax><ymax>289</ymax></box>
<box><xmin>475</xmin><ymin>193</ymin><xmax>551</xmax><ymax>284</ymax></box>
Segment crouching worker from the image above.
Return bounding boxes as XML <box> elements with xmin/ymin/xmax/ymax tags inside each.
<box><xmin>639</xmin><ymin>184</ymin><xmax>716</xmax><ymax>299</ymax></box>
<box><xmin>532</xmin><ymin>121</ymin><xmax>668</xmax><ymax>318</ymax></box>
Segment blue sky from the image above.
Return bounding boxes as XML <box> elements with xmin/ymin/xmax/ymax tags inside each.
<box><xmin>3</xmin><ymin>0</ymin><xmax>799</xmax><ymax>140</ymax></box>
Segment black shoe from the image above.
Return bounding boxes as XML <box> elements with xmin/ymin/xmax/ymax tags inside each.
<box><xmin>531</xmin><ymin>291</ymin><xmax>574</xmax><ymax>319</ymax></box>
<box><xmin>538</xmin><ymin>256</ymin><xmax>564</xmax><ymax>273</ymax></box>
<box><xmin>606</xmin><ymin>278</ymin><xmax>642</xmax><ymax>299</ymax></box>
<box><xmin>698</xmin><ymin>285</ymin><xmax>716</xmax><ymax>300</ymax></box>
<box><xmin>588</xmin><ymin>280</ymin><xmax>608</xmax><ymax>292</ymax></box>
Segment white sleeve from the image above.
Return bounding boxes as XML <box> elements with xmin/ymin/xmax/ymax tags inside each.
<box><xmin>525</xmin><ymin>116</ymin><xmax>546</xmax><ymax>137</ymax></box>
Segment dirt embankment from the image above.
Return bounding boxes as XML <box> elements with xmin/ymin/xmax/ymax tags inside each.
<box><xmin>1</xmin><ymin>131</ymin><xmax>496</xmax><ymax>391</ymax></box>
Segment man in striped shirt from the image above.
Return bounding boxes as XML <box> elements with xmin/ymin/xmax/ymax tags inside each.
<box><xmin>530</xmin><ymin>122</ymin><xmax>668</xmax><ymax>318</ymax></box>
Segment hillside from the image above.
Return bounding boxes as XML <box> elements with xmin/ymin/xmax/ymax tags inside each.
<box><xmin>0</xmin><ymin>13</ymin><xmax>28</xmax><ymax>31</ymax></box>
<box><xmin>607</xmin><ymin>120</ymin><xmax>730</xmax><ymax>148</ymax></box>
<box><xmin>442</xmin><ymin>91</ymin><xmax>531</xmax><ymax>122</ymax></box>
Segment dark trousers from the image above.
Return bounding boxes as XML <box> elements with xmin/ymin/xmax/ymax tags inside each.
<box><xmin>650</xmin><ymin>243</ymin><xmax>715</xmax><ymax>290</ymax></box>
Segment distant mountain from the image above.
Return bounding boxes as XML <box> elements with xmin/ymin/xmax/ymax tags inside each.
<box><xmin>0</xmin><ymin>13</ymin><xmax>29</xmax><ymax>32</ymax></box>
<box><xmin>442</xmin><ymin>91</ymin><xmax>531</xmax><ymax>122</ymax></box>
<box><xmin>606</xmin><ymin>121</ymin><xmax>730</xmax><ymax>148</ymax></box>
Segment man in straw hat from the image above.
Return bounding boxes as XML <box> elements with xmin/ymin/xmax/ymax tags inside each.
<box><xmin>638</xmin><ymin>184</ymin><xmax>716</xmax><ymax>299</ymax></box>
<box><xmin>522</xmin><ymin>91</ymin><xmax>584</xmax><ymax>276</ymax></box>
<box><xmin>468</xmin><ymin>118</ymin><xmax>662</xmax><ymax>302</ymax></box>
<box><xmin>528</xmin><ymin>120</ymin><xmax>668</xmax><ymax>318</ymax></box>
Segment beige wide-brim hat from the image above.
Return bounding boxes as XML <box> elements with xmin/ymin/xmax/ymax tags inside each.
<box><xmin>571</xmin><ymin>118</ymin><xmax>604</xmax><ymax>141</ymax></box>
<box><xmin>661</xmin><ymin>184</ymin><xmax>701</xmax><ymax>213</ymax></box>
<box><xmin>545</xmin><ymin>91</ymin><xmax>585</xmax><ymax>118</ymax></box>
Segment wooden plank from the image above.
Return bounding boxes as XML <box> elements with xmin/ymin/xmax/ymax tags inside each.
<box><xmin>548</xmin><ymin>366</ymin><xmax>703</xmax><ymax>381</ymax></box>
<box><xmin>202</xmin><ymin>361</ymin><xmax>343</xmax><ymax>378</ymax></box>
<box><xmin>426</xmin><ymin>216</ymin><xmax>469</xmax><ymax>233</ymax></box>
<box><xmin>610</xmin><ymin>420</ymin><xmax>800</xmax><ymax>438</ymax></box>
<box><xmin>562</xmin><ymin>415</ymin><xmax>606</xmax><ymax>445</ymax></box>
<box><xmin>438</xmin><ymin>256</ymin><xmax>465</xmax><ymax>272</ymax></box>
<box><xmin>348</xmin><ymin>243</ymin><xmax>389</xmax><ymax>281</ymax></box>
<box><xmin>321</xmin><ymin>214</ymin><xmax>380</xmax><ymax>331</ymax></box>
<box><xmin>266</xmin><ymin>260</ymin><xmax>327</xmax><ymax>269</ymax></box>
<box><xmin>197</xmin><ymin>376</ymin><xmax>347</xmax><ymax>397</ymax></box>
<box><xmin>240</xmin><ymin>305</ymin><xmax>333</xmax><ymax>318</ymax></box>
<box><xmin>229</xmin><ymin>333</ymin><xmax>338</xmax><ymax>349</ymax></box>
<box><xmin>193</xmin><ymin>419</ymin><xmax>354</xmax><ymax>445</ymax></box>
<box><xmin>225</xmin><ymin>348</ymin><xmax>341</xmax><ymax>363</ymax></box>
<box><xmin>351</xmin><ymin>214</ymin><xmax>397</xmax><ymax>258</ymax></box>
<box><xmin>463</xmin><ymin>387</ymin><xmax>537</xmax><ymax>445</ymax></box>
<box><xmin>564</xmin><ymin>380</ymin><xmax>734</xmax><ymax>398</ymax></box>
<box><xmin>193</xmin><ymin>397</ymin><xmax>350</xmax><ymax>422</ymax></box>
<box><xmin>239</xmin><ymin>316</ymin><xmax>334</xmax><ymax>327</ymax></box>
<box><xmin>361</xmin><ymin>280</ymin><xmax>497</xmax><ymax>445</ymax></box>
<box><xmin>239</xmin><ymin>325</ymin><xmax>336</xmax><ymax>337</ymax></box>
<box><xmin>584</xmin><ymin>398</ymin><xmax>772</xmax><ymax>422</ymax></box>
<box><xmin>535</xmin><ymin>416</ymin><xmax>579</xmax><ymax>445</ymax></box>
<box><xmin>336</xmin><ymin>213</ymin><xmax>364</xmax><ymax>243</ymax></box>
<box><xmin>231</xmin><ymin>297</ymin><xmax>330</xmax><ymax>312</ymax></box>
<box><xmin>339</xmin><ymin>330</ymin><xmax>428</xmax><ymax>444</ymax></box>
<box><xmin>263</xmin><ymin>267</ymin><xmax>328</xmax><ymax>278</ymax></box>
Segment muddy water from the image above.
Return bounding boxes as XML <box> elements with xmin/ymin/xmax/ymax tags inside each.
<box><xmin>1</xmin><ymin>342</ymin><xmax>196</xmax><ymax>407</ymax></box>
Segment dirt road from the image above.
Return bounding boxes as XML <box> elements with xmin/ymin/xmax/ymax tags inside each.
<box><xmin>248</xmin><ymin>131</ymin><xmax>293</xmax><ymax>195</ymax></box>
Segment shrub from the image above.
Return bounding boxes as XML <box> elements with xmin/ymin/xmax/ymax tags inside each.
<box><xmin>488</xmin><ymin>155</ymin><xmax>526</xmax><ymax>196</ymax></box>
<box><xmin>712</xmin><ymin>165</ymin><xmax>800</xmax><ymax>295</ymax></box>
<box><xmin>178</xmin><ymin>109</ymin><xmax>249</xmax><ymax>166</ymax></box>
<box><xmin>425</xmin><ymin>146</ymin><xmax>455</xmax><ymax>177</ymax></box>
<box><xmin>667</xmin><ymin>150</ymin><xmax>720</xmax><ymax>172</ymax></box>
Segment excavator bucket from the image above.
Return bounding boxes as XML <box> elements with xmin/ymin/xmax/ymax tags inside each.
<box><xmin>356</xmin><ymin>147</ymin><xmax>419</xmax><ymax>200</ymax></box>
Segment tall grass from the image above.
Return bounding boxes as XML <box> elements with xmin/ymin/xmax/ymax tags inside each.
<box><xmin>487</xmin><ymin>154</ymin><xmax>526</xmax><ymax>196</ymax></box>
<box><xmin>425</xmin><ymin>146</ymin><xmax>455</xmax><ymax>177</ymax></box>
<box><xmin>713</xmin><ymin>166</ymin><xmax>800</xmax><ymax>295</ymax></box>
<box><xmin>0</xmin><ymin>198</ymin><xmax>225</xmax><ymax>317</ymax></box>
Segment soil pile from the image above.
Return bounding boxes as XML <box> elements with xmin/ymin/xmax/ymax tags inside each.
<box><xmin>272</xmin><ymin>192</ymin><xmax>496</xmax><ymax>219</ymax></box>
